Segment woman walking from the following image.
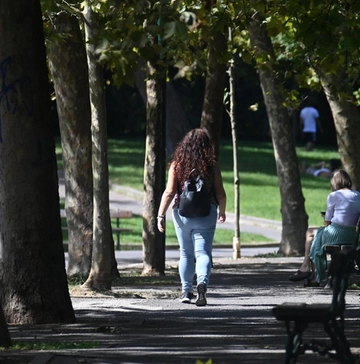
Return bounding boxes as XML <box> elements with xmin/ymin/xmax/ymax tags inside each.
<box><xmin>157</xmin><ymin>129</ymin><xmax>226</xmax><ymax>306</ymax></box>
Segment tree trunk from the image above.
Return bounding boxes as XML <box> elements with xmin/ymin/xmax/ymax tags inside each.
<box><xmin>227</xmin><ymin>27</ymin><xmax>241</xmax><ymax>259</ymax></box>
<box><xmin>82</xmin><ymin>5</ymin><xmax>113</xmax><ymax>289</ymax></box>
<box><xmin>0</xmin><ymin>302</ymin><xmax>11</xmax><ymax>347</ymax></box>
<box><xmin>47</xmin><ymin>12</ymin><xmax>93</xmax><ymax>278</ymax></box>
<box><xmin>134</xmin><ymin>61</ymin><xmax>191</xmax><ymax>157</ymax></box>
<box><xmin>0</xmin><ymin>0</ymin><xmax>75</xmax><ymax>323</ymax></box>
<box><xmin>200</xmin><ymin>31</ymin><xmax>227</xmax><ymax>157</ymax></box>
<box><xmin>248</xmin><ymin>15</ymin><xmax>308</xmax><ymax>256</ymax></box>
<box><xmin>142</xmin><ymin>59</ymin><xmax>166</xmax><ymax>276</ymax></box>
<box><xmin>319</xmin><ymin>71</ymin><xmax>360</xmax><ymax>190</ymax></box>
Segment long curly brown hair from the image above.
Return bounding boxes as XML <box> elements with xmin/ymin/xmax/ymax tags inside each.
<box><xmin>173</xmin><ymin>128</ymin><xmax>216</xmax><ymax>191</ymax></box>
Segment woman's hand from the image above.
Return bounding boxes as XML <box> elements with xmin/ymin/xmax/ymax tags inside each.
<box><xmin>218</xmin><ymin>212</ymin><xmax>226</xmax><ymax>223</ymax></box>
<box><xmin>157</xmin><ymin>216</ymin><xmax>165</xmax><ymax>233</ymax></box>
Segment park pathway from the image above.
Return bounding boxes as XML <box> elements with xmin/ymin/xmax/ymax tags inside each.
<box><xmin>4</xmin><ymin>255</ymin><xmax>360</xmax><ymax>363</ymax></box>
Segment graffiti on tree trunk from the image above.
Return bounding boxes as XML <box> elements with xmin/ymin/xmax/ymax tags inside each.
<box><xmin>0</xmin><ymin>56</ymin><xmax>33</xmax><ymax>142</ymax></box>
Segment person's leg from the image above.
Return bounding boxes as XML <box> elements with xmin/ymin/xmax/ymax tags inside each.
<box><xmin>193</xmin><ymin>232</ymin><xmax>213</xmax><ymax>286</ymax></box>
<box><xmin>298</xmin><ymin>228</ymin><xmax>316</xmax><ymax>272</ymax></box>
<box><xmin>193</xmin><ymin>206</ymin><xmax>217</xmax><ymax>286</ymax></box>
<box><xmin>308</xmin><ymin>132</ymin><xmax>317</xmax><ymax>151</ymax></box>
<box><xmin>306</xmin><ymin>141</ymin><xmax>313</xmax><ymax>151</ymax></box>
<box><xmin>289</xmin><ymin>228</ymin><xmax>316</xmax><ymax>281</ymax></box>
<box><xmin>304</xmin><ymin>132</ymin><xmax>315</xmax><ymax>151</ymax></box>
<box><xmin>309</xmin><ymin>242</ymin><xmax>327</xmax><ymax>284</ymax></box>
<box><xmin>172</xmin><ymin>209</ymin><xmax>195</xmax><ymax>298</ymax></box>
<box><xmin>192</xmin><ymin>205</ymin><xmax>217</xmax><ymax>306</ymax></box>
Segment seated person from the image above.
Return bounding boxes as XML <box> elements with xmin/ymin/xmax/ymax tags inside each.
<box><xmin>289</xmin><ymin>169</ymin><xmax>360</xmax><ymax>286</ymax></box>
<box><xmin>300</xmin><ymin>159</ymin><xmax>341</xmax><ymax>178</ymax></box>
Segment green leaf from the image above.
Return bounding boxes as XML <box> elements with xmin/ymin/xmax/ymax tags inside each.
<box><xmin>163</xmin><ymin>21</ymin><xmax>189</xmax><ymax>41</ymax></box>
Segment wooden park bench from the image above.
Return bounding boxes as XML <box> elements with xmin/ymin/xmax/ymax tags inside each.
<box><xmin>60</xmin><ymin>209</ymin><xmax>133</xmax><ymax>249</ymax></box>
<box><xmin>272</xmin><ymin>249</ymin><xmax>356</xmax><ymax>363</ymax></box>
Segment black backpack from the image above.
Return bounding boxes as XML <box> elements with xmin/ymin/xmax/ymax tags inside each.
<box><xmin>178</xmin><ymin>170</ymin><xmax>211</xmax><ymax>218</ymax></box>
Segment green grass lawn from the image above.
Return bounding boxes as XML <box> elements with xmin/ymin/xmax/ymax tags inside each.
<box><xmin>106</xmin><ymin>138</ymin><xmax>338</xmax><ymax>224</ymax></box>
<box><xmin>57</xmin><ymin>138</ymin><xmax>340</xmax><ymax>245</ymax></box>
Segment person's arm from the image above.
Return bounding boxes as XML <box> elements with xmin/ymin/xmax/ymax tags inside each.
<box><xmin>213</xmin><ymin>162</ymin><xmax>226</xmax><ymax>223</ymax></box>
<box><xmin>316</xmin><ymin>116</ymin><xmax>323</xmax><ymax>133</ymax></box>
<box><xmin>324</xmin><ymin>193</ymin><xmax>335</xmax><ymax>226</ymax></box>
<box><xmin>157</xmin><ymin>163</ymin><xmax>177</xmax><ymax>233</ymax></box>
<box><xmin>312</xmin><ymin>107</ymin><xmax>323</xmax><ymax>133</ymax></box>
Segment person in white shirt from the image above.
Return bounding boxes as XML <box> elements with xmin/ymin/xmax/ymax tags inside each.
<box><xmin>289</xmin><ymin>169</ymin><xmax>360</xmax><ymax>286</ymax></box>
<box><xmin>299</xmin><ymin>101</ymin><xmax>323</xmax><ymax>151</ymax></box>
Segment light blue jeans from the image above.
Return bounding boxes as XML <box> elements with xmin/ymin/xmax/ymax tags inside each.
<box><xmin>172</xmin><ymin>204</ymin><xmax>217</xmax><ymax>293</ymax></box>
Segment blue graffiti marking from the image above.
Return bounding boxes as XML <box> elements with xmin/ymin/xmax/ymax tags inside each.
<box><xmin>0</xmin><ymin>56</ymin><xmax>33</xmax><ymax>142</ymax></box>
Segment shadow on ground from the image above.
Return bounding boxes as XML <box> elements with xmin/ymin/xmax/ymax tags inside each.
<box><xmin>2</xmin><ymin>259</ymin><xmax>360</xmax><ymax>364</ymax></box>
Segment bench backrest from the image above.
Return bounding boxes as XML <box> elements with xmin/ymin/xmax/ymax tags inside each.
<box><xmin>329</xmin><ymin>250</ymin><xmax>355</xmax><ymax>316</ymax></box>
<box><xmin>60</xmin><ymin>209</ymin><xmax>132</xmax><ymax>219</ymax></box>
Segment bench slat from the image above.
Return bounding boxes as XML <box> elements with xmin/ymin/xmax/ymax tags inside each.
<box><xmin>60</xmin><ymin>209</ymin><xmax>133</xmax><ymax>248</ymax></box>
<box><xmin>109</xmin><ymin>210</ymin><xmax>133</xmax><ymax>219</ymax></box>
<box><xmin>60</xmin><ymin>209</ymin><xmax>132</xmax><ymax>219</ymax></box>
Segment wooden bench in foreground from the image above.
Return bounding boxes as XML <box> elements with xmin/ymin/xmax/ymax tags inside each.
<box><xmin>272</xmin><ymin>249</ymin><xmax>355</xmax><ymax>363</ymax></box>
<box><xmin>60</xmin><ymin>209</ymin><xmax>133</xmax><ymax>249</ymax></box>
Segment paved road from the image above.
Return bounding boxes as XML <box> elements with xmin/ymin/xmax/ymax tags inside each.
<box><xmin>109</xmin><ymin>184</ymin><xmax>283</xmax><ymax>242</ymax></box>
<box><xmin>64</xmin><ymin>246</ymin><xmax>281</xmax><ymax>268</ymax></box>
<box><xmin>114</xmin><ymin>246</ymin><xmax>281</xmax><ymax>267</ymax></box>
<box><xmin>59</xmin><ymin>182</ymin><xmax>282</xmax><ymax>242</ymax></box>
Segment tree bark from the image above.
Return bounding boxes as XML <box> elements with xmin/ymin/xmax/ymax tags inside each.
<box><xmin>200</xmin><ymin>31</ymin><xmax>227</xmax><ymax>157</ymax></box>
<box><xmin>82</xmin><ymin>5</ymin><xmax>113</xmax><ymax>289</ymax></box>
<box><xmin>248</xmin><ymin>15</ymin><xmax>308</xmax><ymax>256</ymax></box>
<box><xmin>134</xmin><ymin>61</ymin><xmax>191</xmax><ymax>157</ymax></box>
<box><xmin>227</xmin><ymin>27</ymin><xmax>241</xmax><ymax>259</ymax></box>
<box><xmin>0</xmin><ymin>0</ymin><xmax>75</xmax><ymax>323</ymax></box>
<box><xmin>0</xmin><ymin>301</ymin><xmax>11</xmax><ymax>347</ymax></box>
<box><xmin>48</xmin><ymin>12</ymin><xmax>93</xmax><ymax>278</ymax></box>
<box><xmin>319</xmin><ymin>71</ymin><xmax>360</xmax><ymax>190</ymax></box>
<box><xmin>142</xmin><ymin>59</ymin><xmax>166</xmax><ymax>276</ymax></box>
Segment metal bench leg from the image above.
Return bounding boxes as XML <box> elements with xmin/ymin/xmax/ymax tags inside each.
<box><xmin>324</xmin><ymin>275</ymin><xmax>333</xmax><ymax>289</ymax></box>
<box><xmin>324</xmin><ymin>320</ymin><xmax>354</xmax><ymax>364</ymax></box>
<box><xmin>284</xmin><ymin>321</ymin><xmax>306</xmax><ymax>364</ymax></box>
